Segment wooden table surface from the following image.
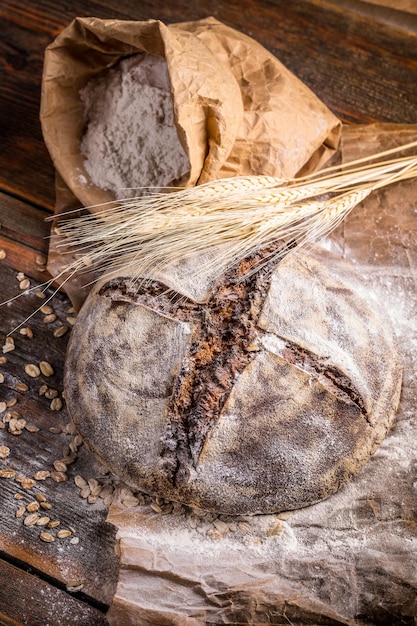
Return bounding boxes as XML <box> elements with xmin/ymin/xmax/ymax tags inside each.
<box><xmin>1</xmin><ymin>1</ymin><xmax>416</xmax><ymax>624</ymax></box>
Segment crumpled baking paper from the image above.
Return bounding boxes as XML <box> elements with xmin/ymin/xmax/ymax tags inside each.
<box><xmin>105</xmin><ymin>124</ymin><xmax>417</xmax><ymax>625</ymax></box>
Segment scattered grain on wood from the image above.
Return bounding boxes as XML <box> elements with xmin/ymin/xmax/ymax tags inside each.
<box><xmin>40</xmin><ymin>531</ymin><xmax>55</xmax><ymax>543</ymax></box>
<box><xmin>74</xmin><ymin>475</ymin><xmax>87</xmax><ymax>488</ymax></box>
<box><xmin>15</xmin><ymin>382</ymin><xmax>29</xmax><ymax>392</ymax></box>
<box><xmin>19</xmin><ymin>327</ymin><xmax>33</xmax><ymax>338</ymax></box>
<box><xmin>35</xmin><ymin>492</ymin><xmax>47</xmax><ymax>502</ymax></box>
<box><xmin>53</xmin><ymin>325</ymin><xmax>69</xmax><ymax>337</ymax></box>
<box><xmin>43</xmin><ymin>314</ymin><xmax>57</xmax><ymax>324</ymax></box>
<box><xmin>0</xmin><ymin>402</ymin><xmax>7</xmax><ymax>413</ymax></box>
<box><xmin>0</xmin><ymin>445</ymin><xmax>10</xmax><ymax>459</ymax></box>
<box><xmin>0</xmin><ymin>468</ymin><xmax>16</xmax><ymax>478</ymax></box>
<box><xmin>50</xmin><ymin>398</ymin><xmax>63</xmax><ymax>411</ymax></box>
<box><xmin>33</xmin><ymin>470</ymin><xmax>50</xmax><ymax>480</ymax></box>
<box><xmin>53</xmin><ymin>460</ymin><xmax>67</xmax><ymax>472</ymax></box>
<box><xmin>37</xmin><ymin>516</ymin><xmax>51</xmax><ymax>526</ymax></box>
<box><xmin>45</xmin><ymin>388</ymin><xmax>58</xmax><ymax>399</ymax></box>
<box><xmin>25</xmin><ymin>423</ymin><xmax>40</xmax><ymax>433</ymax></box>
<box><xmin>39</xmin><ymin>361</ymin><xmax>54</xmax><ymax>377</ymax></box>
<box><xmin>19</xmin><ymin>278</ymin><xmax>30</xmax><ymax>290</ymax></box>
<box><xmin>26</xmin><ymin>501</ymin><xmax>40</xmax><ymax>513</ymax></box>
<box><xmin>50</xmin><ymin>470</ymin><xmax>67</xmax><ymax>483</ymax></box>
<box><xmin>0</xmin><ymin>249</ymin><xmax>6</xmax><ymax>259</ymax></box>
<box><xmin>16</xmin><ymin>506</ymin><xmax>26</xmax><ymax>518</ymax></box>
<box><xmin>40</xmin><ymin>305</ymin><xmax>54</xmax><ymax>315</ymax></box>
<box><xmin>24</xmin><ymin>512</ymin><xmax>40</xmax><ymax>526</ymax></box>
<box><xmin>57</xmin><ymin>529</ymin><xmax>72</xmax><ymax>538</ymax></box>
<box><xmin>25</xmin><ymin>363</ymin><xmax>41</xmax><ymax>378</ymax></box>
<box><xmin>48</xmin><ymin>520</ymin><xmax>60</xmax><ymax>528</ymax></box>
<box><xmin>0</xmin><ymin>373</ymin><xmax>4</xmax><ymax>383</ymax></box>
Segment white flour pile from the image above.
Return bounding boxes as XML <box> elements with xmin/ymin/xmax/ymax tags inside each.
<box><xmin>79</xmin><ymin>54</ymin><xmax>190</xmax><ymax>199</ymax></box>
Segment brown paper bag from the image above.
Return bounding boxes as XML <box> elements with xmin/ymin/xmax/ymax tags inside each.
<box><xmin>41</xmin><ymin>16</ymin><xmax>341</xmax><ymax>305</ymax></box>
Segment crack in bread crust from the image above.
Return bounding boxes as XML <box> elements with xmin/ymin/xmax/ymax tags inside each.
<box><xmin>99</xmin><ymin>245</ymin><xmax>367</xmax><ymax>488</ymax></box>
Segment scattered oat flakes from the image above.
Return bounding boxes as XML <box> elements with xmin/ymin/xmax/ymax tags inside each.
<box><xmin>74</xmin><ymin>475</ymin><xmax>87</xmax><ymax>489</ymax></box>
<box><xmin>40</xmin><ymin>531</ymin><xmax>55</xmax><ymax>543</ymax></box>
<box><xmin>43</xmin><ymin>314</ymin><xmax>57</xmax><ymax>324</ymax></box>
<box><xmin>26</xmin><ymin>501</ymin><xmax>40</xmax><ymax>513</ymax></box>
<box><xmin>35</xmin><ymin>290</ymin><xmax>46</xmax><ymax>299</ymax></box>
<box><xmin>66</xmin><ymin>316</ymin><xmax>76</xmax><ymax>326</ymax></box>
<box><xmin>24</xmin><ymin>512</ymin><xmax>40</xmax><ymax>526</ymax></box>
<box><xmin>0</xmin><ymin>373</ymin><xmax>4</xmax><ymax>383</ymax></box>
<box><xmin>0</xmin><ymin>468</ymin><xmax>16</xmax><ymax>478</ymax></box>
<box><xmin>15</xmin><ymin>505</ymin><xmax>26</xmax><ymax>518</ymax></box>
<box><xmin>50</xmin><ymin>471</ymin><xmax>67</xmax><ymax>483</ymax></box>
<box><xmin>19</xmin><ymin>327</ymin><xmax>33</xmax><ymax>338</ymax></box>
<box><xmin>53</xmin><ymin>460</ymin><xmax>67</xmax><ymax>473</ymax></box>
<box><xmin>25</xmin><ymin>363</ymin><xmax>41</xmax><ymax>378</ymax></box>
<box><xmin>66</xmin><ymin>581</ymin><xmax>84</xmax><ymax>593</ymax></box>
<box><xmin>35</xmin><ymin>492</ymin><xmax>47</xmax><ymax>502</ymax></box>
<box><xmin>0</xmin><ymin>249</ymin><xmax>6</xmax><ymax>259</ymax></box>
<box><xmin>37</xmin><ymin>516</ymin><xmax>51</xmax><ymax>526</ymax></box>
<box><xmin>16</xmin><ymin>272</ymin><xmax>25</xmax><ymax>281</ymax></box>
<box><xmin>53</xmin><ymin>325</ymin><xmax>69</xmax><ymax>338</ymax></box>
<box><xmin>50</xmin><ymin>398</ymin><xmax>63</xmax><ymax>411</ymax></box>
<box><xmin>15</xmin><ymin>382</ymin><xmax>29</xmax><ymax>392</ymax></box>
<box><xmin>38</xmin><ymin>384</ymin><xmax>48</xmax><ymax>396</ymax></box>
<box><xmin>0</xmin><ymin>445</ymin><xmax>10</xmax><ymax>459</ymax></box>
<box><xmin>21</xmin><ymin>478</ymin><xmax>36</xmax><ymax>490</ymax></box>
<box><xmin>0</xmin><ymin>402</ymin><xmax>6</xmax><ymax>413</ymax></box>
<box><xmin>25</xmin><ymin>423</ymin><xmax>40</xmax><ymax>433</ymax></box>
<box><xmin>2</xmin><ymin>337</ymin><xmax>15</xmax><ymax>354</ymax></box>
<box><xmin>57</xmin><ymin>529</ymin><xmax>72</xmax><ymax>539</ymax></box>
<box><xmin>40</xmin><ymin>502</ymin><xmax>52</xmax><ymax>510</ymax></box>
<box><xmin>45</xmin><ymin>388</ymin><xmax>58</xmax><ymax>399</ymax></box>
<box><xmin>48</xmin><ymin>520</ymin><xmax>60</xmax><ymax>528</ymax></box>
<box><xmin>19</xmin><ymin>278</ymin><xmax>30</xmax><ymax>290</ymax></box>
<box><xmin>40</xmin><ymin>305</ymin><xmax>54</xmax><ymax>315</ymax></box>
<box><xmin>49</xmin><ymin>427</ymin><xmax>62</xmax><ymax>434</ymax></box>
<box><xmin>69</xmin><ymin>536</ymin><xmax>80</xmax><ymax>545</ymax></box>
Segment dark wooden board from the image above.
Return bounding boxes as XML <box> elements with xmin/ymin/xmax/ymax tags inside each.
<box><xmin>0</xmin><ymin>262</ymin><xmax>119</xmax><ymax>619</ymax></box>
<box><xmin>0</xmin><ymin>558</ymin><xmax>108</xmax><ymax>626</ymax></box>
<box><xmin>1</xmin><ymin>0</ymin><xmax>417</xmax><ymax>209</ymax></box>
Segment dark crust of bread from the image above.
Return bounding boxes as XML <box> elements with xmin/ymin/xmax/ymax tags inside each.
<box><xmin>64</xmin><ymin>249</ymin><xmax>402</xmax><ymax>514</ymax></box>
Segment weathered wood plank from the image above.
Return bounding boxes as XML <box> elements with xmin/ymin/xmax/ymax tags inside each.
<box><xmin>1</xmin><ymin>0</ymin><xmax>417</xmax><ymax>209</ymax></box>
<box><xmin>0</xmin><ymin>558</ymin><xmax>109</xmax><ymax>626</ymax></box>
<box><xmin>0</xmin><ymin>262</ymin><xmax>119</xmax><ymax>609</ymax></box>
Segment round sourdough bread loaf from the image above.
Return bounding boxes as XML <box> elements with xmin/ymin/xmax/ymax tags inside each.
<box><xmin>64</xmin><ymin>248</ymin><xmax>402</xmax><ymax>515</ymax></box>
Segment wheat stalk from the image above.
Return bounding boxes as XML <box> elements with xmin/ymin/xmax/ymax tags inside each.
<box><xmin>52</xmin><ymin>140</ymin><xmax>417</xmax><ymax>285</ymax></box>
<box><xmin>3</xmin><ymin>140</ymin><xmax>417</xmax><ymax>334</ymax></box>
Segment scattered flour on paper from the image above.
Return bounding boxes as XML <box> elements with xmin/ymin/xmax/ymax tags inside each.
<box><xmin>79</xmin><ymin>54</ymin><xmax>190</xmax><ymax>199</ymax></box>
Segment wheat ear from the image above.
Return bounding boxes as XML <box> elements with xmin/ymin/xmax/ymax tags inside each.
<box><xmin>51</xmin><ymin>140</ymin><xmax>417</xmax><ymax>284</ymax></box>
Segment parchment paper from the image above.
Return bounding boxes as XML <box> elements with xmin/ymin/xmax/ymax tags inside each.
<box><xmin>105</xmin><ymin>124</ymin><xmax>417</xmax><ymax>625</ymax></box>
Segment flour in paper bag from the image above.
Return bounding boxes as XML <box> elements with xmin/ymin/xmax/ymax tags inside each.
<box><xmin>79</xmin><ymin>54</ymin><xmax>190</xmax><ymax>199</ymax></box>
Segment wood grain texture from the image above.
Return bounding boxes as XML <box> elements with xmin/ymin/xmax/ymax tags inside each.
<box><xmin>0</xmin><ymin>558</ymin><xmax>109</xmax><ymax>626</ymax></box>
<box><xmin>1</xmin><ymin>0</ymin><xmax>417</xmax><ymax>208</ymax></box>
<box><xmin>0</xmin><ymin>262</ymin><xmax>119</xmax><ymax>615</ymax></box>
